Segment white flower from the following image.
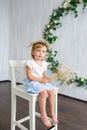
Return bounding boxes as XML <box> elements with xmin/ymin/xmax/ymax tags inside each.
<box><xmin>47</xmin><ymin>24</ymin><xmax>50</xmax><ymax>28</ymax></box>
<box><xmin>49</xmin><ymin>29</ymin><xmax>53</xmax><ymax>33</ymax></box>
<box><xmin>63</xmin><ymin>2</ymin><xmax>71</xmax><ymax>8</ymax></box>
<box><xmin>51</xmin><ymin>55</ymin><xmax>54</xmax><ymax>58</ymax></box>
<box><xmin>67</xmin><ymin>0</ymin><xmax>71</xmax><ymax>2</ymax></box>
<box><xmin>52</xmin><ymin>51</ymin><xmax>56</xmax><ymax>56</ymax></box>
<box><xmin>54</xmin><ymin>20</ymin><xmax>58</xmax><ymax>24</ymax></box>
<box><xmin>81</xmin><ymin>78</ymin><xmax>85</xmax><ymax>82</ymax></box>
<box><xmin>53</xmin><ymin>12</ymin><xmax>57</xmax><ymax>16</ymax></box>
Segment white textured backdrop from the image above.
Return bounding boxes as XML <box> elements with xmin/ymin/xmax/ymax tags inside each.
<box><xmin>0</xmin><ymin>0</ymin><xmax>9</xmax><ymax>80</ymax></box>
<box><xmin>0</xmin><ymin>0</ymin><xmax>87</xmax><ymax>101</ymax></box>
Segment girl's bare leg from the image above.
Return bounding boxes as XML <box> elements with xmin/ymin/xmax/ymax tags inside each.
<box><xmin>38</xmin><ymin>90</ymin><xmax>52</xmax><ymax>127</ymax></box>
<box><xmin>47</xmin><ymin>89</ymin><xmax>58</xmax><ymax>124</ymax></box>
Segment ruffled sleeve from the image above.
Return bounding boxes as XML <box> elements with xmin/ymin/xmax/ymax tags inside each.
<box><xmin>26</xmin><ymin>60</ymin><xmax>33</xmax><ymax>70</ymax></box>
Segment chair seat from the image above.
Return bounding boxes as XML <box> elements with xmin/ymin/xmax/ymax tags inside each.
<box><xmin>13</xmin><ymin>84</ymin><xmax>38</xmax><ymax>101</ymax></box>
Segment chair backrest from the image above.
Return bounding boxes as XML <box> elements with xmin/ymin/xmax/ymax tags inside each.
<box><xmin>9</xmin><ymin>60</ymin><xmax>27</xmax><ymax>88</ymax></box>
<box><xmin>10</xmin><ymin>60</ymin><xmax>26</xmax><ymax>67</ymax></box>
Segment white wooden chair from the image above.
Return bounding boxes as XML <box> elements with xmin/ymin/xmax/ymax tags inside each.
<box><xmin>9</xmin><ymin>60</ymin><xmax>58</xmax><ymax>130</ymax></box>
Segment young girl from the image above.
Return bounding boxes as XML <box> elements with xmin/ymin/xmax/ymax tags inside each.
<box><xmin>24</xmin><ymin>40</ymin><xmax>58</xmax><ymax>128</ymax></box>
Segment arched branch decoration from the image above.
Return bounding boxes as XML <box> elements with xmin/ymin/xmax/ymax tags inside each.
<box><xmin>43</xmin><ymin>0</ymin><xmax>87</xmax><ymax>87</ymax></box>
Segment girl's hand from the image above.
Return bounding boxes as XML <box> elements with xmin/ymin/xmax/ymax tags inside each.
<box><xmin>41</xmin><ymin>77</ymin><xmax>51</xmax><ymax>83</ymax></box>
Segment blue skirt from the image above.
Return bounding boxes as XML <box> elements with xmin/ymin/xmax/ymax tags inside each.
<box><xmin>23</xmin><ymin>78</ymin><xmax>56</xmax><ymax>94</ymax></box>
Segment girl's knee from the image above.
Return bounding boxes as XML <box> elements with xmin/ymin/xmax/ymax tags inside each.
<box><xmin>48</xmin><ymin>89</ymin><xmax>55</xmax><ymax>96</ymax></box>
<box><xmin>39</xmin><ymin>90</ymin><xmax>48</xmax><ymax>97</ymax></box>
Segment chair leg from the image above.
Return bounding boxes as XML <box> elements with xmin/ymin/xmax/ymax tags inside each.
<box><xmin>54</xmin><ymin>92</ymin><xmax>58</xmax><ymax>130</ymax></box>
<box><xmin>29</xmin><ymin>96</ymin><xmax>36</xmax><ymax>130</ymax></box>
<box><xmin>11</xmin><ymin>94</ymin><xmax>16</xmax><ymax>130</ymax></box>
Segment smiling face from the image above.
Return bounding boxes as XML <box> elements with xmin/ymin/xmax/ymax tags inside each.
<box><xmin>32</xmin><ymin>45</ymin><xmax>47</xmax><ymax>61</ymax></box>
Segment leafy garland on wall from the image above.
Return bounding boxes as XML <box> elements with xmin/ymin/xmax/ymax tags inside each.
<box><xmin>43</xmin><ymin>0</ymin><xmax>87</xmax><ymax>87</ymax></box>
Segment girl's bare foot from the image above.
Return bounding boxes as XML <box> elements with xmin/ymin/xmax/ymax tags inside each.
<box><xmin>51</xmin><ymin>114</ymin><xmax>58</xmax><ymax>124</ymax></box>
<box><xmin>41</xmin><ymin>116</ymin><xmax>52</xmax><ymax>128</ymax></box>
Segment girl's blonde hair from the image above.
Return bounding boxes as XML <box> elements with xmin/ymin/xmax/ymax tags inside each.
<box><xmin>31</xmin><ymin>41</ymin><xmax>49</xmax><ymax>59</ymax></box>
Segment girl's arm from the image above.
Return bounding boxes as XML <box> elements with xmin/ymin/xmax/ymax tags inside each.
<box><xmin>26</xmin><ymin>66</ymin><xmax>50</xmax><ymax>83</ymax></box>
<box><xmin>26</xmin><ymin>66</ymin><xmax>42</xmax><ymax>82</ymax></box>
<box><xmin>42</xmin><ymin>72</ymin><xmax>52</xmax><ymax>82</ymax></box>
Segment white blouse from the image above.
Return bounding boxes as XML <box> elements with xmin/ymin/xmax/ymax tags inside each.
<box><xmin>26</xmin><ymin>59</ymin><xmax>48</xmax><ymax>78</ymax></box>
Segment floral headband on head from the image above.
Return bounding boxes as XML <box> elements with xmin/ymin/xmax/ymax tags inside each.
<box><xmin>28</xmin><ymin>39</ymin><xmax>51</xmax><ymax>50</ymax></box>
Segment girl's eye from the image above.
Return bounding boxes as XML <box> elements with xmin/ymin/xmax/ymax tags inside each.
<box><xmin>36</xmin><ymin>49</ymin><xmax>46</xmax><ymax>53</ymax></box>
<box><xmin>37</xmin><ymin>50</ymin><xmax>40</xmax><ymax>52</ymax></box>
<box><xmin>43</xmin><ymin>51</ymin><xmax>46</xmax><ymax>53</ymax></box>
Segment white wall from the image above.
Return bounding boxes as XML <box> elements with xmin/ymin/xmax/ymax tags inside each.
<box><xmin>9</xmin><ymin>0</ymin><xmax>61</xmax><ymax>60</ymax></box>
<box><xmin>0</xmin><ymin>0</ymin><xmax>10</xmax><ymax>81</ymax></box>
<box><xmin>0</xmin><ymin>0</ymin><xmax>87</xmax><ymax>101</ymax></box>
